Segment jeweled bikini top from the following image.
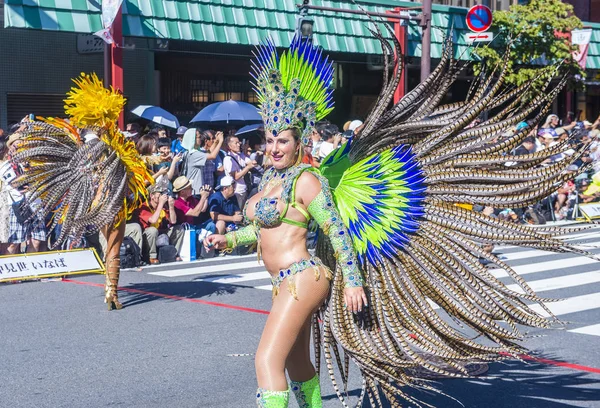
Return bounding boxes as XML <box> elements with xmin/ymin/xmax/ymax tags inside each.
<box><xmin>244</xmin><ymin>164</ymin><xmax>312</xmax><ymax>229</ymax></box>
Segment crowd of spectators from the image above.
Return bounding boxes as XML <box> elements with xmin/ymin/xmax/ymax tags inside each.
<box><xmin>2</xmin><ymin>110</ymin><xmax>599</xmax><ymax>266</ymax></box>
<box><xmin>0</xmin><ymin>117</ymin><xmax>362</xmax><ymax>265</ymax></box>
<box><xmin>476</xmin><ymin>112</ymin><xmax>600</xmax><ymax>225</ymax></box>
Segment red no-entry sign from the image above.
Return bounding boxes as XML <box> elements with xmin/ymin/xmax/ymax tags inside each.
<box><xmin>466</xmin><ymin>5</ymin><xmax>493</xmax><ymax>33</ymax></box>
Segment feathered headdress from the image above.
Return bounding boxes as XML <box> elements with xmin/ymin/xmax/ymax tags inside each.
<box><xmin>251</xmin><ymin>36</ymin><xmax>335</xmax><ymax>144</ymax></box>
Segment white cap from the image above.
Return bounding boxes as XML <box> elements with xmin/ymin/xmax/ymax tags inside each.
<box><xmin>348</xmin><ymin>120</ymin><xmax>363</xmax><ymax>132</ymax></box>
<box><xmin>219</xmin><ymin>175</ymin><xmax>235</xmax><ymax>189</ymax></box>
<box><xmin>84</xmin><ymin>132</ymin><xmax>99</xmax><ymax>143</ymax></box>
<box><xmin>122</xmin><ymin>131</ymin><xmax>138</xmax><ymax>138</ymax></box>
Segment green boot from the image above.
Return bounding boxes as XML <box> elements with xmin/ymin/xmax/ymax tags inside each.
<box><xmin>290</xmin><ymin>375</ymin><xmax>322</xmax><ymax>408</ymax></box>
<box><xmin>256</xmin><ymin>388</ymin><xmax>290</xmax><ymax>407</ymax></box>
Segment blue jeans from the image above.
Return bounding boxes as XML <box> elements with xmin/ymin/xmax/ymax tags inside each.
<box><xmin>196</xmin><ymin>219</ymin><xmax>216</xmax><ymax>233</ymax></box>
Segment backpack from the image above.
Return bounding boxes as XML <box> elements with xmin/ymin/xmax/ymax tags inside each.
<box><xmin>158</xmin><ymin>245</ymin><xmax>178</xmax><ymax>264</ymax></box>
<box><xmin>524</xmin><ymin>207</ymin><xmax>547</xmax><ymax>225</ymax></box>
<box><xmin>119</xmin><ymin>236</ymin><xmax>142</xmax><ymax>269</ymax></box>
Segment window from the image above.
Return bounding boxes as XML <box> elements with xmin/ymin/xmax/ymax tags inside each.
<box><xmin>192</xmin><ymin>89</ymin><xmax>209</xmax><ymax>104</ymax></box>
<box><xmin>247</xmin><ymin>91</ymin><xmax>259</xmax><ymax>104</ymax></box>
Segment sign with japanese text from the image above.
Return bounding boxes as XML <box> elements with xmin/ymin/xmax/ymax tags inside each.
<box><xmin>577</xmin><ymin>203</ymin><xmax>600</xmax><ymax>221</ymax></box>
<box><xmin>0</xmin><ymin>249</ymin><xmax>104</xmax><ymax>283</ymax></box>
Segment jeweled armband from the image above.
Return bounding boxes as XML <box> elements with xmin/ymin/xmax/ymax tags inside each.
<box><xmin>225</xmin><ymin>224</ymin><xmax>258</xmax><ymax>249</ymax></box>
<box><xmin>307</xmin><ymin>189</ymin><xmax>363</xmax><ymax>287</ymax></box>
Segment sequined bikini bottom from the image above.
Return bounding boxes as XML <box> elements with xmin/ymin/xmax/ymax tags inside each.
<box><xmin>270</xmin><ymin>256</ymin><xmax>332</xmax><ymax>299</ymax></box>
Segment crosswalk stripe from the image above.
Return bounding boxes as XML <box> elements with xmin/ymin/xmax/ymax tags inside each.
<box><xmin>148</xmin><ymin>260</ymin><xmax>263</xmax><ymax>277</ymax></box>
<box><xmin>569</xmin><ymin>323</ymin><xmax>600</xmax><ymax>336</ymax></box>
<box><xmin>501</xmin><ymin>241</ymin><xmax>600</xmax><ymax>261</ymax></box>
<box><xmin>201</xmin><ymin>271</ymin><xmax>270</xmax><ymax>284</ymax></box>
<box><xmin>489</xmin><ymin>256</ymin><xmax>598</xmax><ymax>279</ymax></box>
<box><xmin>498</xmin><ymin>230</ymin><xmax>600</xmax><ymax>251</ymax></box>
<box><xmin>505</xmin><ymin>271</ymin><xmax>600</xmax><ymax>294</ymax></box>
<box><xmin>529</xmin><ymin>293</ymin><xmax>600</xmax><ymax>317</ymax></box>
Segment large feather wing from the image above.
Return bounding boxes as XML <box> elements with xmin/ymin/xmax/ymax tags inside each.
<box><xmin>12</xmin><ymin>119</ymin><xmax>152</xmax><ymax>248</ymax></box>
<box><xmin>316</xmin><ymin>31</ymin><xmax>596</xmax><ymax>407</ymax></box>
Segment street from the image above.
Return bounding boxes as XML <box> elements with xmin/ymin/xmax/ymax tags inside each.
<box><xmin>2</xmin><ymin>227</ymin><xmax>600</xmax><ymax>407</ymax></box>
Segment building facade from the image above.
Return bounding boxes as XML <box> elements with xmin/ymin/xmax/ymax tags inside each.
<box><xmin>2</xmin><ymin>0</ymin><xmax>600</xmax><ymax>128</ymax></box>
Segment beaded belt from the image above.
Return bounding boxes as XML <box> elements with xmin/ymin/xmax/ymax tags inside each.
<box><xmin>271</xmin><ymin>256</ymin><xmax>330</xmax><ymax>299</ymax></box>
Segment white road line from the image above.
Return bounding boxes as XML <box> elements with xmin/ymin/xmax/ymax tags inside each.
<box><xmin>569</xmin><ymin>323</ymin><xmax>600</xmax><ymax>336</ymax></box>
<box><xmin>148</xmin><ymin>260</ymin><xmax>264</xmax><ymax>277</ymax></box>
<box><xmin>529</xmin><ymin>293</ymin><xmax>600</xmax><ymax>317</ymax></box>
<box><xmin>500</xmin><ymin>241</ymin><xmax>600</xmax><ymax>261</ymax></box>
<box><xmin>498</xmin><ymin>230</ymin><xmax>600</xmax><ymax>251</ymax></box>
<box><xmin>505</xmin><ymin>271</ymin><xmax>600</xmax><ymax>294</ymax></box>
<box><xmin>200</xmin><ymin>271</ymin><xmax>270</xmax><ymax>284</ymax></box>
<box><xmin>489</xmin><ymin>257</ymin><xmax>599</xmax><ymax>279</ymax></box>
<box><xmin>255</xmin><ymin>285</ymin><xmax>273</xmax><ymax>291</ymax></box>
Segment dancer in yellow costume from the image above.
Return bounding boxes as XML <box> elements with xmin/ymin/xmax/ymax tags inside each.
<box><xmin>11</xmin><ymin>74</ymin><xmax>153</xmax><ymax>310</ymax></box>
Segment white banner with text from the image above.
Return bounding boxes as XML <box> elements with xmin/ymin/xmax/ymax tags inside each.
<box><xmin>0</xmin><ymin>249</ymin><xmax>104</xmax><ymax>283</ymax></box>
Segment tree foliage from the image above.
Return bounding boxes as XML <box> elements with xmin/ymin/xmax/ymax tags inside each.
<box><xmin>474</xmin><ymin>0</ymin><xmax>583</xmax><ymax>87</ymax></box>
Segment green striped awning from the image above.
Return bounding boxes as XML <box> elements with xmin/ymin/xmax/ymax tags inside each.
<box><xmin>4</xmin><ymin>0</ymin><xmax>474</xmax><ymax>59</ymax></box>
<box><xmin>585</xmin><ymin>22</ymin><xmax>600</xmax><ymax>71</ymax></box>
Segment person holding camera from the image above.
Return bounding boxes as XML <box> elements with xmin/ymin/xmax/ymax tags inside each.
<box><xmin>181</xmin><ymin>130</ymin><xmax>223</xmax><ymax>195</ymax></box>
<box><xmin>137</xmin><ymin>181</ymin><xmax>184</xmax><ymax>265</ymax></box>
<box><xmin>172</xmin><ymin>176</ymin><xmax>215</xmax><ymax>233</ymax></box>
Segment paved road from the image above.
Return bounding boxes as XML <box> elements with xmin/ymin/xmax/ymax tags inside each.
<box><xmin>2</xmin><ymin>228</ymin><xmax>600</xmax><ymax>407</ymax></box>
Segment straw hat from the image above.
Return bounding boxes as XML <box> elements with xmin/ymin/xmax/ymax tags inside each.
<box><xmin>172</xmin><ymin>176</ymin><xmax>192</xmax><ymax>193</ymax></box>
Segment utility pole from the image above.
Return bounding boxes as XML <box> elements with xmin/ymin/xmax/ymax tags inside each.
<box><xmin>392</xmin><ymin>7</ymin><xmax>407</xmax><ymax>103</ymax></box>
<box><xmin>420</xmin><ymin>0</ymin><xmax>432</xmax><ymax>82</ymax></box>
<box><xmin>111</xmin><ymin>7</ymin><xmax>124</xmax><ymax>130</ymax></box>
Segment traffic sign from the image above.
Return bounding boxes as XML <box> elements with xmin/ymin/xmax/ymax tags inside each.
<box><xmin>466</xmin><ymin>5</ymin><xmax>493</xmax><ymax>33</ymax></box>
<box><xmin>465</xmin><ymin>32</ymin><xmax>494</xmax><ymax>43</ymax></box>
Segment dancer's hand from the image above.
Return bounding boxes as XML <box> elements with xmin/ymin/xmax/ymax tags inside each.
<box><xmin>204</xmin><ymin>234</ymin><xmax>227</xmax><ymax>250</ymax></box>
<box><xmin>344</xmin><ymin>286</ymin><xmax>368</xmax><ymax>313</ymax></box>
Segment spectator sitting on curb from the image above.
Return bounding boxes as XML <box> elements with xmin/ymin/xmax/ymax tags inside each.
<box><xmin>172</xmin><ymin>176</ymin><xmax>215</xmax><ymax>233</ymax></box>
<box><xmin>138</xmin><ymin>181</ymin><xmax>184</xmax><ymax>265</ymax></box>
<box><xmin>514</xmin><ymin>136</ymin><xmax>536</xmax><ymax>156</ymax></box>
<box><xmin>208</xmin><ymin>176</ymin><xmax>242</xmax><ymax>235</ymax></box>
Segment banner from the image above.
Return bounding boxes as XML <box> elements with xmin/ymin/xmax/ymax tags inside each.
<box><xmin>572</xmin><ymin>28</ymin><xmax>592</xmax><ymax>70</ymax></box>
<box><xmin>0</xmin><ymin>248</ymin><xmax>104</xmax><ymax>283</ymax></box>
<box><xmin>94</xmin><ymin>0</ymin><xmax>124</xmax><ymax>44</ymax></box>
<box><xmin>576</xmin><ymin>202</ymin><xmax>600</xmax><ymax>221</ymax></box>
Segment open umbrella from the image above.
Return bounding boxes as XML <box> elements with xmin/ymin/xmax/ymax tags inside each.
<box><xmin>191</xmin><ymin>100</ymin><xmax>262</xmax><ymax>126</ymax></box>
<box><xmin>132</xmin><ymin>105</ymin><xmax>180</xmax><ymax>129</ymax></box>
<box><xmin>235</xmin><ymin>123</ymin><xmax>264</xmax><ymax>136</ymax></box>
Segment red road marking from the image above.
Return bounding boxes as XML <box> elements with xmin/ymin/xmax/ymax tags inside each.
<box><xmin>62</xmin><ymin>278</ymin><xmax>269</xmax><ymax>315</ymax></box>
<box><xmin>500</xmin><ymin>352</ymin><xmax>600</xmax><ymax>374</ymax></box>
<box><xmin>62</xmin><ymin>278</ymin><xmax>600</xmax><ymax>374</ymax></box>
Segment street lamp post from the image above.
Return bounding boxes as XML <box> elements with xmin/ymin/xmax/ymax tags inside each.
<box><xmin>420</xmin><ymin>0</ymin><xmax>432</xmax><ymax>82</ymax></box>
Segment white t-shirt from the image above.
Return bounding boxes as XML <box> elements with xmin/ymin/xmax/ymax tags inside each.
<box><xmin>224</xmin><ymin>152</ymin><xmax>249</xmax><ymax>194</ymax></box>
<box><xmin>0</xmin><ymin>161</ymin><xmax>21</xmax><ymax>200</ymax></box>
<box><xmin>318</xmin><ymin>141</ymin><xmax>335</xmax><ymax>159</ymax></box>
